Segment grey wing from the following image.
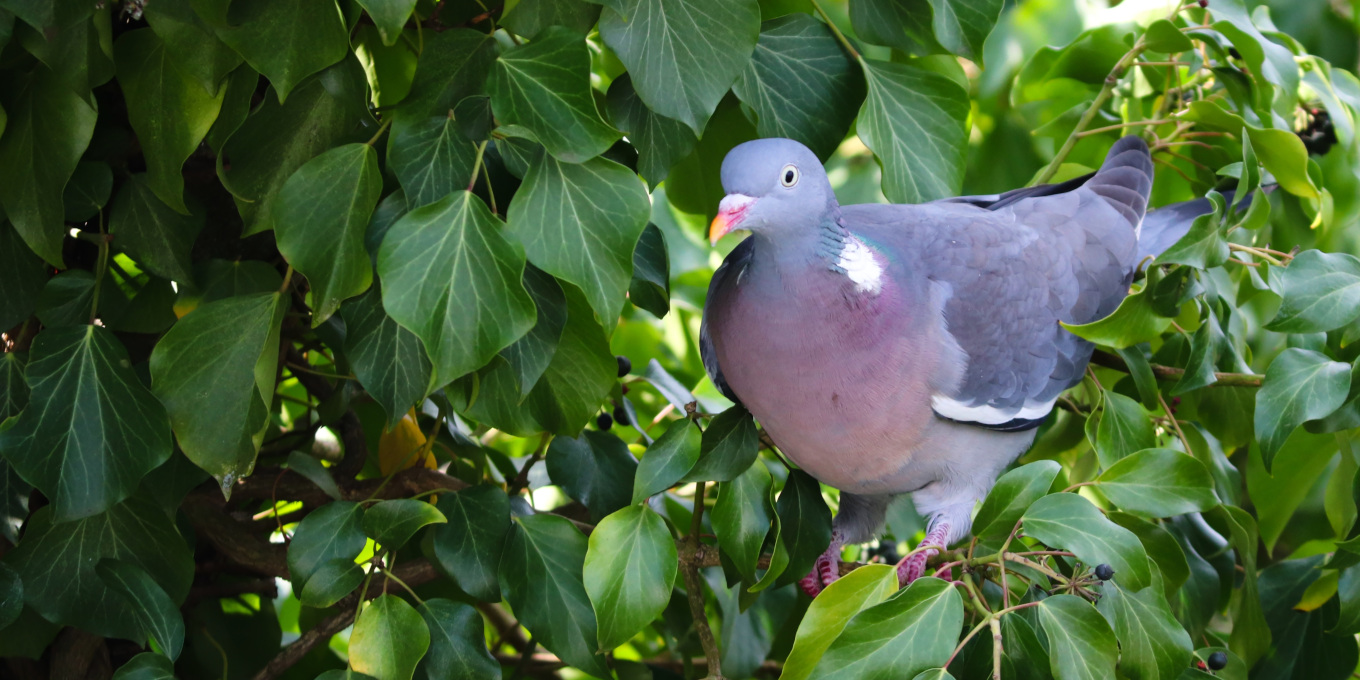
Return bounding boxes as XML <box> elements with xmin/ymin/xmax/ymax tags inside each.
<box><xmin>700</xmin><ymin>237</ymin><xmax>754</xmax><ymax>404</ymax></box>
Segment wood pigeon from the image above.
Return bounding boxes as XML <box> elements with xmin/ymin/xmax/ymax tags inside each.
<box><xmin>700</xmin><ymin>136</ymin><xmax>1198</xmax><ymax>595</ymax></box>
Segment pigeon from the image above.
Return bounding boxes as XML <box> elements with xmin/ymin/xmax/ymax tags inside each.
<box><xmin>700</xmin><ymin>136</ymin><xmax>1202</xmax><ymax>596</ymax></box>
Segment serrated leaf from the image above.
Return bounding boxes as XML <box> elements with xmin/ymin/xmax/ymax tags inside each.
<box><xmin>775</xmin><ymin>468</ymin><xmax>832</xmax><ymax>588</ymax></box>
<box><xmin>299</xmin><ymin>558</ymin><xmax>364</xmax><ymax>608</ymax></box>
<box><xmin>6</xmin><ymin>495</ymin><xmax>193</xmax><ymax>641</ymax></box>
<box><xmin>0</xmin><ymin>326</ymin><xmax>171</xmax><ymax>521</ymax></box>
<box><xmin>416</xmin><ymin>599</ymin><xmax>500</xmax><ymax>680</ymax></box>
<box><xmin>811</xmin><ymin>577</ymin><xmax>963</xmax><ymax>679</ymax></box>
<box><xmin>628</xmin><ymin>222</ymin><xmax>671</xmax><ymax>319</ymax></box>
<box><xmin>584</xmin><ymin>505</ymin><xmax>677</xmax><ymax>650</ymax></box>
<box><xmin>377</xmin><ymin>190</ymin><xmax>536</xmax><ymax>388</ymax></box>
<box><xmin>782</xmin><ymin>564</ymin><xmax>899</xmax><ymax>680</ymax></box>
<box><xmin>1097</xmin><ymin>449</ymin><xmax>1218</xmax><ymax>517</ymax></box>
<box><xmin>107</xmin><ymin>173</ymin><xmax>204</xmax><ymax>283</ymax></box>
<box><xmin>287</xmin><ymin>500</ymin><xmax>367</xmax><ymax>593</ymax></box>
<box><xmin>682</xmin><ymin>405</ymin><xmax>760</xmax><ymax>482</ymax></box>
<box><xmin>972</xmin><ymin>460</ymin><xmax>1061</xmax><ymax>539</ymax></box>
<box><xmin>713</xmin><ymin>460</ymin><xmax>773</xmax><ymax>583</ymax></box>
<box><xmin>1254</xmin><ymin>348</ymin><xmax>1351</xmax><ymax>468</ymax></box>
<box><xmin>856</xmin><ymin>59</ymin><xmax>969</xmax><ymax>204</ymax></box>
<box><xmin>114</xmin><ymin>28</ymin><xmax>225</xmax><ymax>214</ymax></box>
<box><xmin>351</xmin><ymin>594</ymin><xmax>431</xmax><ymax>680</ymax></box>
<box><xmin>274</xmin><ymin>143</ymin><xmax>381</xmax><ymax>324</ymax></box>
<box><xmin>1094</xmin><ymin>390</ymin><xmax>1157</xmax><ymax>468</ymax></box>
<box><xmin>598</xmin><ymin>0</ymin><xmax>760</xmax><ymax>134</ymax></box>
<box><xmin>605</xmin><ymin>74</ymin><xmax>696</xmax><ymax>189</ymax></box>
<box><xmin>362</xmin><ymin>499</ymin><xmax>446</xmax><ymax>550</ymax></box>
<box><xmin>96</xmin><ymin>559</ymin><xmax>184</xmax><ymax>660</ymax></box>
<box><xmin>547</xmin><ymin>431</ymin><xmax>638</xmax><ymax>522</ymax></box>
<box><xmin>202</xmin><ymin>0</ymin><xmax>349</xmax><ymax>103</ymax></box>
<box><xmin>1037</xmin><ymin>594</ymin><xmax>1118</xmax><ymax>680</ymax></box>
<box><xmin>0</xmin><ymin>221</ymin><xmax>46</xmax><ymax>330</ymax></box>
<box><xmin>342</xmin><ymin>286</ymin><xmax>433</xmax><ymax>430</ymax></box>
<box><xmin>150</xmin><ymin>293</ymin><xmax>285</xmax><ymax>492</ymax></box>
<box><xmin>431</xmin><ymin>485</ymin><xmax>511</xmax><ymax>602</ymax></box>
<box><xmin>143</xmin><ymin>0</ymin><xmax>242</xmax><ymax>95</ymax></box>
<box><xmin>388</xmin><ymin>113</ymin><xmax>478</xmax><ymax>209</ymax></box>
<box><xmin>632</xmin><ymin>419</ymin><xmax>702</xmax><ymax>503</ymax></box>
<box><xmin>355</xmin><ymin>0</ymin><xmax>417</xmax><ymax>46</ymax></box>
<box><xmin>1266</xmin><ymin>250</ymin><xmax>1360</xmax><ymax>333</ymax></box>
<box><xmin>1022</xmin><ymin>493</ymin><xmax>1153</xmax><ymax>591</ymax></box>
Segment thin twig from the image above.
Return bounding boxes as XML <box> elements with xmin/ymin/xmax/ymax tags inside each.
<box><xmin>1158</xmin><ymin>392</ymin><xmax>1194</xmax><ymax>455</ymax></box>
<box><xmin>508</xmin><ymin>433</ymin><xmax>552</xmax><ymax>495</ymax></box>
<box><xmin>808</xmin><ymin>0</ymin><xmax>860</xmax><ymax>60</ymax></box>
<box><xmin>681</xmin><ymin>481</ymin><xmax>723</xmax><ymax>678</ymax></box>
<box><xmin>1077</xmin><ymin>119</ymin><xmax>1179</xmax><ymax>137</ymax></box>
<box><xmin>366</xmin><ymin>117</ymin><xmax>393</xmax><ymax>146</ymax></box>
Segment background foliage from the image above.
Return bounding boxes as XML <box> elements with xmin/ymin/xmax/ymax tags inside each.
<box><xmin>1</xmin><ymin>0</ymin><xmax>1360</xmax><ymax>678</ymax></box>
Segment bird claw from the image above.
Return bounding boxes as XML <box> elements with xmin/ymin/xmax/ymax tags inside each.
<box><xmin>897</xmin><ymin>522</ymin><xmax>950</xmax><ymax>587</ymax></box>
<box><xmin>799</xmin><ymin>531</ymin><xmax>845</xmax><ymax>597</ymax></box>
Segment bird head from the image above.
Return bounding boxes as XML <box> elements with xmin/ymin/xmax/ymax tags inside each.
<box><xmin>710</xmin><ymin>138</ymin><xmax>837</xmax><ymax>245</ymax></box>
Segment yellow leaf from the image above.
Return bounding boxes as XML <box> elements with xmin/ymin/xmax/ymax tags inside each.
<box><xmin>1295</xmin><ymin>569</ymin><xmax>1338</xmax><ymax>612</ymax></box>
<box><xmin>379</xmin><ymin>409</ymin><xmax>435</xmax><ymax>476</ymax></box>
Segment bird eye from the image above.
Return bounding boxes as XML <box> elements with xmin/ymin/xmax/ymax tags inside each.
<box><xmin>781</xmin><ymin>165</ymin><xmax>799</xmax><ymax>187</ymax></box>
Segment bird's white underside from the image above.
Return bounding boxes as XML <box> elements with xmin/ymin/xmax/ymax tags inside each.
<box><xmin>836</xmin><ymin>237</ymin><xmax>883</xmax><ymax>294</ymax></box>
<box><xmin>930</xmin><ymin>394</ymin><xmax>1057</xmax><ymax>425</ymax></box>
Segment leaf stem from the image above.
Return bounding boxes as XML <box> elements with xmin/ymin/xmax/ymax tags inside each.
<box><xmin>1034</xmin><ymin>42</ymin><xmax>1151</xmax><ymax>184</ymax></box>
<box><xmin>808</xmin><ymin>0</ymin><xmax>860</xmax><ymax>61</ymax></box>
<box><xmin>1075</xmin><ymin>118</ymin><xmax>1178</xmax><ymax>138</ymax></box>
<box><xmin>467</xmin><ymin>141</ymin><xmax>488</xmax><ymax>192</ymax></box>
<box><xmin>278</xmin><ymin>265</ymin><xmax>294</xmax><ymax>293</ymax></box>
<box><xmin>380</xmin><ymin>569</ymin><xmax>425</xmax><ymax>604</ymax></box>
<box><xmin>508</xmin><ymin>433</ymin><xmax>552</xmax><ymax>495</ymax></box>
<box><xmin>88</xmin><ymin>212</ymin><xmax>110</xmax><ymax>324</ymax></box>
<box><xmin>366</xmin><ymin>117</ymin><xmax>393</xmax><ymax>147</ymax></box>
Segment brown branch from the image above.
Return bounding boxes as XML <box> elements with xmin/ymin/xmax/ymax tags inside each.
<box><xmin>1090</xmin><ymin>349</ymin><xmax>1263</xmax><ymax>387</ymax></box>
<box><xmin>492</xmin><ymin>652</ymin><xmax>782</xmax><ymax>677</ymax></box>
<box><xmin>479</xmin><ymin>602</ymin><xmax>531</xmax><ymax>653</ymax></box>
<box><xmin>284</xmin><ymin>348</ymin><xmax>368</xmax><ymax>480</ymax></box>
<box><xmin>681</xmin><ymin>481</ymin><xmax>723</xmax><ymax>678</ymax></box>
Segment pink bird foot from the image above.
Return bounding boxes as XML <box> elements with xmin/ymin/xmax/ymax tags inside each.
<box><xmin>897</xmin><ymin>522</ymin><xmax>950</xmax><ymax>586</ymax></box>
<box><xmin>799</xmin><ymin>530</ymin><xmax>845</xmax><ymax>597</ymax></box>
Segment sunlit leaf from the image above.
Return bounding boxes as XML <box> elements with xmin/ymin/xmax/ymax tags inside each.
<box><xmin>782</xmin><ymin>564</ymin><xmax>899</xmax><ymax>680</ymax></box>
<box><xmin>1254</xmin><ymin>348</ymin><xmax>1351</xmax><ymax>468</ymax></box>
<box><xmin>1266</xmin><ymin>250</ymin><xmax>1360</xmax><ymax>334</ymax></box>
<box><xmin>1037</xmin><ymin>594</ymin><xmax>1118</xmax><ymax>680</ymax></box>
<box><xmin>1097</xmin><ymin>449</ymin><xmax>1219</xmax><ymax>517</ymax></box>
<box><xmin>584</xmin><ymin>504</ymin><xmax>677</xmax><ymax>649</ymax></box>
<box><xmin>811</xmin><ymin>577</ymin><xmax>963</xmax><ymax>679</ymax></box>
<box><xmin>351</xmin><ymin>594</ymin><xmax>431</xmax><ymax>680</ymax></box>
<box><xmin>362</xmin><ymin>499</ymin><xmax>446</xmax><ymax>550</ymax></box>
<box><xmin>972</xmin><ymin>460</ymin><xmax>1061</xmax><ymax>539</ymax></box>
<box><xmin>1022</xmin><ymin>493</ymin><xmax>1152</xmax><ymax>591</ymax></box>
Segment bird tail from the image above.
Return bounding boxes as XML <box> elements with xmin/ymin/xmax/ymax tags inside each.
<box><xmin>1086</xmin><ymin>135</ymin><xmax>1154</xmax><ymax>228</ymax></box>
<box><xmin>1136</xmin><ymin>188</ymin><xmax>1267</xmax><ymax>260</ymax></box>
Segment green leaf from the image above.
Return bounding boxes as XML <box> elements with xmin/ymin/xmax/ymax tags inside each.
<box><xmin>506</xmin><ymin>149</ymin><xmax>651</xmax><ymax>327</ymax></box>
<box><xmin>299</xmin><ymin>558</ymin><xmax>364</xmax><ymax>608</ymax></box>
<box><xmin>488</xmin><ymin>27</ymin><xmax>618</xmax><ymax>162</ymax></box>
<box><xmin>287</xmin><ymin>501</ymin><xmax>367</xmax><ymax>593</ymax></box>
<box><xmin>1096</xmin><ymin>579</ymin><xmax>1192</xmax><ymax>680</ymax></box>
<box><xmin>713</xmin><ymin>460</ymin><xmax>774</xmax><ymax>583</ymax></box>
<box><xmin>500</xmin><ymin>513</ymin><xmax>611</xmax><ymax>677</ymax></box>
<box><xmin>388</xmin><ymin>113</ymin><xmax>478</xmax><ymax>209</ymax></box>
<box><xmin>547</xmin><ymin>431</ymin><xmax>638</xmax><ymax>522</ymax></box>
<box><xmin>0</xmin><ymin>457</ymin><xmax>29</xmax><ymax>545</ymax></box>
<box><xmin>204</xmin><ymin>0</ymin><xmax>349</xmax><ymax>103</ymax></box>
<box><xmin>1158</xmin><ymin>192</ymin><xmax>1229</xmax><ymax>270</ymax></box>
<box><xmin>274</xmin><ymin>143</ymin><xmax>381</xmax><ymax>324</ymax></box>
<box><xmin>775</xmin><ymin>468</ymin><xmax>833</xmax><ymax>588</ymax></box>
<box><xmin>856</xmin><ymin>58</ymin><xmax>969</xmax><ymax>203</ymax></box>
<box><xmin>398</xmin><ymin>29</ymin><xmax>497</xmax><ymax>123</ymax></box>
<box><xmin>0</xmin><ymin>562</ymin><xmax>20</xmax><ymax>630</ymax></box>
<box><xmin>1107</xmin><ymin>512</ymin><xmax>1191</xmax><ymax>597</ymax></box>
<box><xmin>205</xmin><ymin>65</ymin><xmax>257</xmax><ymax>151</ymax></box>
<box><xmin>1036</xmin><ymin>594</ymin><xmax>1118</xmax><ymax>680</ymax></box>
<box><xmin>811</xmin><ymin>577</ymin><xmax>964</xmax><ymax>679</ymax></box>
<box><xmin>1209</xmin><ymin>504</ymin><xmax>1269</xmax><ymax>666</ymax></box>
<box><xmin>114</xmin><ymin>28</ymin><xmax>225</xmax><ymax>214</ymax></box>
<box><xmin>107</xmin><ymin>174</ymin><xmax>203</xmax><ymax>284</ymax></box>
<box><xmin>285</xmin><ymin>450</ymin><xmax>342</xmax><ymax>501</ymax></box>
<box><xmin>142</xmin><ymin>0</ymin><xmax>242</xmax><ymax>95</ymax></box>
<box><xmin>1061</xmin><ymin>281</ymin><xmax>1171</xmax><ymax>348</ymax></box>
<box><xmin>1094</xmin><ymin>389</ymin><xmax>1156</xmax><ymax>468</ymax></box>
<box><xmin>362</xmin><ymin>499</ymin><xmax>446</xmax><ymax>550</ymax></box>
<box><xmin>217</xmin><ymin>56</ymin><xmax>372</xmax><ymax>235</ymax></box>
<box><xmin>972</xmin><ymin>460</ymin><xmax>1061</xmax><ymax>539</ymax></box>
<box><xmin>632</xmin><ymin>418</ymin><xmax>702</xmax><ymax>503</ymax></box>
<box><xmin>628</xmin><ymin>223</ymin><xmax>670</xmax><ymax>319</ymax></box>
<box><xmin>605</xmin><ymin>74</ymin><xmax>696</xmax><ymax>188</ymax></box>
<box><xmin>598</xmin><ymin>0</ymin><xmax>759</xmax><ymax>134</ymax></box>
<box><xmin>96</xmin><ymin>559</ymin><xmax>184</xmax><ymax>661</ymax></box>
<box><xmin>782</xmin><ymin>564</ymin><xmax>899</xmax><ymax>680</ymax></box>
<box><xmin>431</xmin><ymin>485</ymin><xmax>511</xmax><ymax>602</ymax></box>
<box><xmin>850</xmin><ymin>0</ymin><xmax>944</xmax><ymax>57</ymax></box>
<box><xmin>683</xmin><ymin>405</ymin><xmax>761</xmax><ymax>482</ymax></box>
<box><xmin>0</xmin><ymin>67</ymin><xmax>98</xmax><ymax>266</ymax></box>
<box><xmin>62</xmin><ymin>160</ymin><xmax>112</xmax><ymax>222</ymax></box>
<box><xmin>1266</xmin><ymin>250</ymin><xmax>1360</xmax><ymax>333</ymax></box>
<box><xmin>355</xmin><ymin>0</ymin><xmax>417</xmax><ymax>45</ymax></box>
<box><xmin>1254</xmin><ymin>348</ymin><xmax>1351</xmax><ymax>468</ymax></box>
<box><xmin>500</xmin><ymin>265</ymin><xmax>566</xmax><ymax>398</ymax></box>
<box><xmin>1022</xmin><ymin>493</ymin><xmax>1153</xmax><ymax>591</ymax></box>
<box><xmin>0</xmin><ymin>221</ymin><xmax>45</xmax><ymax>330</ymax></box>
<box><xmin>378</xmin><ymin>190</ymin><xmax>536</xmax><ymax>388</ymax></box>
<box><xmin>1143</xmin><ymin>18</ymin><xmax>1194</xmax><ymax>53</ymax></box>
<box><xmin>732</xmin><ymin>13</ymin><xmax>864</xmax><ymax>160</ymax></box>
<box><xmin>6</xmin><ymin>495</ymin><xmax>193</xmax><ymax>641</ymax></box>
<box><xmin>416</xmin><ymin>599</ymin><xmax>500</xmax><ymax>680</ymax></box>
<box><xmin>342</xmin><ymin>286</ymin><xmax>433</xmax><ymax>429</ymax></box>
<box><xmin>503</xmin><ymin>0</ymin><xmax>600</xmax><ymax>38</ymax></box>
<box><xmin>1246</xmin><ymin>430</ymin><xmax>1337</xmax><ymax>552</ymax></box>
<box><xmin>664</xmin><ymin>95</ymin><xmax>758</xmax><ymax>218</ymax></box>
<box><xmin>1173</xmin><ymin>305</ymin><xmax>1224</xmax><ymax>395</ymax></box>
<box><xmin>351</xmin><ymin>594</ymin><xmax>431</xmax><ymax>680</ymax></box>
<box><xmin>584</xmin><ymin>504</ymin><xmax>678</xmax><ymax>650</ymax></box>
<box><xmin>0</xmin><ymin>351</ymin><xmax>27</xmax><ymax>421</ymax></box>
<box><xmin>1097</xmin><ymin>449</ymin><xmax>1218</xmax><ymax>517</ymax></box>
<box><xmin>33</xmin><ymin>270</ymin><xmax>107</xmax><ymax>328</ymax></box>
<box><xmin>520</xmin><ymin>282</ymin><xmax>617</xmax><ymax>435</ymax></box>
<box><xmin>150</xmin><ymin>293</ymin><xmax>285</xmax><ymax>492</ymax></box>
<box><xmin>0</xmin><ymin>326</ymin><xmax>171</xmax><ymax>521</ymax></box>
<box><xmin>1333</xmin><ymin>564</ymin><xmax>1360</xmax><ymax>634</ymax></box>
<box><xmin>110</xmin><ymin>653</ymin><xmax>176</xmax><ymax>680</ymax></box>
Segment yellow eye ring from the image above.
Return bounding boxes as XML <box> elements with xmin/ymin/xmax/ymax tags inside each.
<box><xmin>781</xmin><ymin>164</ymin><xmax>799</xmax><ymax>187</ymax></box>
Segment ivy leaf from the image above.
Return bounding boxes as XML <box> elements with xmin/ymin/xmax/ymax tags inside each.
<box><xmin>1158</xmin><ymin>192</ymin><xmax>1229</xmax><ymax>270</ymax></box>
<box><xmin>1061</xmin><ymin>281</ymin><xmax>1171</xmax><ymax>348</ymax></box>
<box><xmin>62</xmin><ymin>161</ymin><xmax>112</xmax><ymax>222</ymax></box>
<box><xmin>682</xmin><ymin>405</ymin><xmax>760</xmax><ymax>483</ymax></box>
<box><xmin>507</xmin><ymin>152</ymin><xmax>650</xmax><ymax>328</ymax></box>
<box><xmin>1096</xmin><ymin>580</ymin><xmax>1193</xmax><ymax>680</ymax></box>
<box><xmin>285</xmin><ymin>451</ymin><xmax>341</xmax><ymax>501</ymax></box>
<box><xmin>0</xmin><ymin>563</ymin><xmax>20</xmax><ymax>630</ymax></box>
<box><xmin>1173</xmin><ymin>305</ymin><xmax>1224</xmax><ymax>395</ymax></box>
<box><xmin>217</xmin><ymin>56</ymin><xmax>372</xmax><ymax>236</ymax></box>
<box><xmin>811</xmin><ymin>577</ymin><xmax>964</xmax><ymax>678</ymax></box>
<box><xmin>632</xmin><ymin>419</ymin><xmax>702</xmax><ymax>503</ymax></box>
<box><xmin>142</xmin><ymin>0</ymin><xmax>242</xmax><ymax>95</ymax></box>
<box><xmin>547</xmin><ymin>431</ymin><xmax>638</xmax><ymax>522</ymax></box>
<box><xmin>1022</xmin><ymin>493</ymin><xmax>1153</xmax><ymax>591</ymax></box>
<box><xmin>0</xmin><ymin>326</ymin><xmax>171</xmax><ymax>522</ymax></box>
<box><xmin>488</xmin><ymin>27</ymin><xmax>618</xmax><ymax>162</ymax></box>
<box><xmin>203</xmin><ymin>0</ymin><xmax>349</xmax><ymax>103</ymax></box>
<box><xmin>775</xmin><ymin>469</ymin><xmax>832</xmax><ymax>588</ymax></box>
<box><xmin>399</xmin><ymin>29</ymin><xmax>497</xmax><ymax>122</ymax></box>
<box><xmin>500</xmin><ymin>265</ymin><xmax>566</xmax><ymax>398</ymax></box>
<box><xmin>96</xmin><ymin>559</ymin><xmax>185</xmax><ymax>661</ymax></box>
<box><xmin>1094</xmin><ymin>390</ymin><xmax>1156</xmax><ymax>468</ymax></box>
<box><xmin>0</xmin><ymin>222</ymin><xmax>46</xmax><ymax>330</ymax></box>
<box><xmin>856</xmin><ymin>58</ymin><xmax>969</xmax><ymax>204</ymax></box>
<box><xmin>149</xmin><ymin>293</ymin><xmax>286</xmax><ymax>494</ymax></box>
<box><xmin>355</xmin><ymin>0</ymin><xmax>417</xmax><ymax>46</ymax></box>
<box><xmin>431</xmin><ymin>485</ymin><xmax>512</xmax><ymax>603</ymax></box>
<box><xmin>1266</xmin><ymin>250</ymin><xmax>1360</xmax><ymax>333</ymax></box>
<box><xmin>298</xmin><ymin>558</ymin><xmax>364</xmax><ymax>608</ymax></box>
<box><xmin>286</xmin><ymin>501</ymin><xmax>367</xmax><ymax>593</ymax></box>
<box><xmin>205</xmin><ymin>65</ymin><xmax>258</xmax><ymax>151</ymax></box>
<box><xmin>629</xmin><ymin>223</ymin><xmax>671</xmax><ymax>319</ymax></box>
<box><xmin>0</xmin><ymin>67</ymin><xmax>98</xmax><ymax>266</ymax></box>
<box><xmin>351</xmin><ymin>595</ymin><xmax>431</xmax><ymax>680</ymax></box>
<box><xmin>6</xmin><ymin>495</ymin><xmax>193</xmax><ymax>641</ymax></box>
<box><xmin>782</xmin><ymin>564</ymin><xmax>899</xmax><ymax>680</ymax></box>
<box><xmin>583</xmin><ymin>505</ymin><xmax>678</xmax><ymax>650</ymax></box>
<box><xmin>733</xmin><ymin>13</ymin><xmax>863</xmax><ymax>160</ymax></box>
<box><xmin>274</xmin><ymin>143</ymin><xmax>381</xmax><ymax>325</ymax></box>
<box><xmin>598</xmin><ymin>0</ymin><xmax>760</xmax><ymax>134</ymax></box>
<box><xmin>387</xmin><ymin>113</ymin><xmax>478</xmax><ymax>209</ymax></box>
<box><xmin>1254</xmin><ymin>348</ymin><xmax>1351</xmax><ymax>469</ymax></box>
<box><xmin>1107</xmin><ymin>512</ymin><xmax>1191</xmax><ymax>597</ymax></box>
<box><xmin>341</xmin><ymin>286</ymin><xmax>433</xmax><ymax>430</ymax></box>
<box><xmin>113</xmin><ymin>28</ymin><xmax>225</xmax><ymax>214</ymax></box>
<box><xmin>0</xmin><ymin>458</ymin><xmax>29</xmax><ymax>545</ymax></box>
<box><xmin>1097</xmin><ymin>449</ymin><xmax>1219</xmax><ymax>517</ymax></box>
<box><xmin>362</xmin><ymin>499</ymin><xmax>446</xmax><ymax>551</ymax></box>
<box><xmin>377</xmin><ymin>190</ymin><xmax>536</xmax><ymax>388</ymax></box>
<box><xmin>503</xmin><ymin>0</ymin><xmax>600</xmax><ymax>38</ymax></box>
<box><xmin>416</xmin><ymin>599</ymin><xmax>500</xmax><ymax>680</ymax></box>
<box><xmin>605</xmin><ymin>74</ymin><xmax>696</xmax><ymax>189</ymax></box>
<box><xmin>713</xmin><ymin>460</ymin><xmax>774</xmax><ymax>583</ymax></box>
<box><xmin>1143</xmin><ymin>18</ymin><xmax>1194</xmax><ymax>53</ymax></box>
<box><xmin>0</xmin><ymin>351</ymin><xmax>26</xmax><ymax>421</ymax></box>
<box><xmin>521</xmin><ymin>282</ymin><xmax>617</xmax><ymax>435</ymax></box>
<box><xmin>1036</xmin><ymin>594</ymin><xmax>1119</xmax><ymax>680</ymax></box>
<box><xmin>972</xmin><ymin>460</ymin><xmax>1061</xmax><ymax>539</ymax></box>
<box><xmin>499</xmin><ymin>514</ymin><xmax>611</xmax><ymax>677</ymax></box>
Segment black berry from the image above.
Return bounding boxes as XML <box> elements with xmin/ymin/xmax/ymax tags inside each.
<box><xmin>597</xmin><ymin>412</ymin><xmax>613</xmax><ymax>430</ymax></box>
<box><xmin>616</xmin><ymin>355</ymin><xmax>632</xmax><ymax>377</ymax></box>
<box><xmin>1094</xmin><ymin>564</ymin><xmax>1115</xmax><ymax>581</ymax></box>
<box><xmin>1228</xmin><ymin>47</ymin><xmax>1241</xmax><ymax>60</ymax></box>
<box><xmin>1206</xmin><ymin>651</ymin><xmax>1227</xmax><ymax>671</ymax></box>
<box><xmin>1198</xmin><ymin>0</ymin><xmax>1207</xmax><ymax>7</ymax></box>
<box><xmin>613</xmin><ymin>405</ymin><xmax>630</xmax><ymax>426</ymax></box>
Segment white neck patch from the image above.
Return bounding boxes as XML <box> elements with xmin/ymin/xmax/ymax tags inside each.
<box><xmin>836</xmin><ymin>236</ymin><xmax>884</xmax><ymax>294</ymax></box>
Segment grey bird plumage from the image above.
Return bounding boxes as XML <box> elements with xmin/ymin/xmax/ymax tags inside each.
<box><xmin>699</xmin><ymin>136</ymin><xmax>1201</xmax><ymax>593</ymax></box>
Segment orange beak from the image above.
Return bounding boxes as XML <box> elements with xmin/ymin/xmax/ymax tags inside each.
<box><xmin>709</xmin><ymin>194</ymin><xmax>756</xmax><ymax>245</ymax></box>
